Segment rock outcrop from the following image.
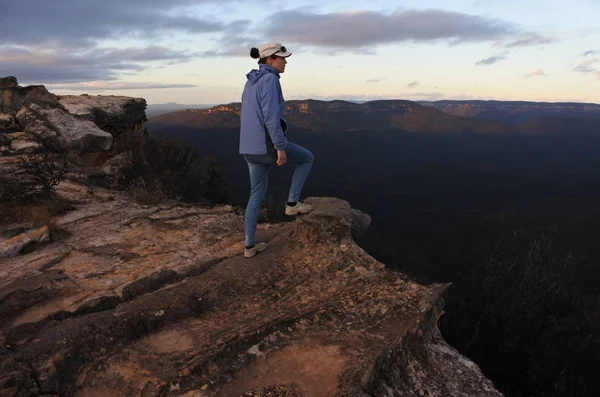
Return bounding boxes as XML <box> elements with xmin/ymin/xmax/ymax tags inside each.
<box><xmin>59</xmin><ymin>94</ymin><xmax>147</xmax><ymax>141</ymax></box>
<box><xmin>0</xmin><ymin>77</ymin><xmax>147</xmax><ymax>191</ymax></box>
<box><xmin>0</xmin><ymin>77</ymin><xmax>146</xmax><ymax>156</ymax></box>
<box><xmin>0</xmin><ymin>77</ymin><xmax>112</xmax><ymax>152</ymax></box>
<box><xmin>0</xmin><ymin>78</ymin><xmax>502</xmax><ymax>396</ymax></box>
<box><xmin>0</xmin><ymin>180</ymin><xmax>502</xmax><ymax>396</ymax></box>
<box><xmin>16</xmin><ymin>103</ymin><xmax>113</xmax><ymax>152</ymax></box>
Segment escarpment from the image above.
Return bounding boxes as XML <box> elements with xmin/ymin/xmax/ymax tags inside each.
<box><xmin>0</xmin><ymin>76</ymin><xmax>502</xmax><ymax>396</ymax></box>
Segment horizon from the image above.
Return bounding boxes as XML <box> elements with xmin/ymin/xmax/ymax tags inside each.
<box><xmin>2</xmin><ymin>0</ymin><xmax>599</xmax><ymax>104</ymax></box>
<box><xmin>150</xmin><ymin>97</ymin><xmax>600</xmax><ymax>107</ymax></box>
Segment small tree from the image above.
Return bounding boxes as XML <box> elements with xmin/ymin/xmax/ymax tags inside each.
<box><xmin>0</xmin><ymin>136</ymin><xmax>68</xmax><ymax>203</ymax></box>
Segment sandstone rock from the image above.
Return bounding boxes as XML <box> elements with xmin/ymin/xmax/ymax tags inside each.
<box><xmin>1</xmin><ymin>79</ymin><xmax>147</xmax><ymax>192</ymax></box>
<box><xmin>16</xmin><ymin>103</ymin><xmax>113</xmax><ymax>151</ymax></box>
<box><xmin>0</xmin><ymin>77</ymin><xmax>62</xmax><ymax>115</ymax></box>
<box><xmin>9</xmin><ymin>131</ymin><xmax>27</xmax><ymax>139</ymax></box>
<box><xmin>295</xmin><ymin>197</ymin><xmax>371</xmax><ymax>242</ymax></box>
<box><xmin>0</xmin><ymin>225</ymin><xmax>50</xmax><ymax>258</ymax></box>
<box><xmin>0</xmin><ymin>76</ymin><xmax>18</xmax><ymax>89</ymax></box>
<box><xmin>59</xmin><ymin>94</ymin><xmax>147</xmax><ymax>138</ymax></box>
<box><xmin>0</xmin><ymin>180</ymin><xmax>502</xmax><ymax>396</ymax></box>
<box><xmin>9</xmin><ymin>139</ymin><xmax>42</xmax><ymax>154</ymax></box>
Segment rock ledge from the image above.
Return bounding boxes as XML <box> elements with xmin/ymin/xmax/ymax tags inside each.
<box><xmin>0</xmin><ymin>183</ymin><xmax>502</xmax><ymax>397</ymax></box>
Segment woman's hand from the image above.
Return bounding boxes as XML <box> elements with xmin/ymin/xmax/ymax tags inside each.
<box><xmin>277</xmin><ymin>150</ymin><xmax>287</xmax><ymax>166</ymax></box>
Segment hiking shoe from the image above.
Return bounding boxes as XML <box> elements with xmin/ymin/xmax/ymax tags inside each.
<box><xmin>244</xmin><ymin>242</ymin><xmax>267</xmax><ymax>258</ymax></box>
<box><xmin>285</xmin><ymin>201</ymin><xmax>313</xmax><ymax>216</ymax></box>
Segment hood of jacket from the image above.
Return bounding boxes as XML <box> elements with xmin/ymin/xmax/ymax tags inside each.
<box><xmin>246</xmin><ymin>64</ymin><xmax>280</xmax><ymax>85</ymax></box>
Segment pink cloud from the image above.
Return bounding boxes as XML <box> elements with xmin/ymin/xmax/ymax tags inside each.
<box><xmin>525</xmin><ymin>68</ymin><xmax>546</xmax><ymax>78</ymax></box>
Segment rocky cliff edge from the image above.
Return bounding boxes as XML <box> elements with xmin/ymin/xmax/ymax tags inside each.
<box><xmin>0</xmin><ymin>77</ymin><xmax>502</xmax><ymax>397</ymax></box>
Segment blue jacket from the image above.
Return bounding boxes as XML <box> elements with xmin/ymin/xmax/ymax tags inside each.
<box><xmin>239</xmin><ymin>64</ymin><xmax>288</xmax><ymax>155</ymax></box>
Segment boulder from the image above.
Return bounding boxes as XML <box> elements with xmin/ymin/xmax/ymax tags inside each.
<box><xmin>16</xmin><ymin>103</ymin><xmax>113</xmax><ymax>152</ymax></box>
<box><xmin>0</xmin><ymin>76</ymin><xmax>18</xmax><ymax>89</ymax></box>
<box><xmin>0</xmin><ymin>77</ymin><xmax>62</xmax><ymax>115</ymax></box>
<box><xmin>59</xmin><ymin>95</ymin><xmax>147</xmax><ymax>138</ymax></box>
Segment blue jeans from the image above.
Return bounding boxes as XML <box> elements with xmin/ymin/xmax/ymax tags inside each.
<box><xmin>243</xmin><ymin>142</ymin><xmax>314</xmax><ymax>247</ymax></box>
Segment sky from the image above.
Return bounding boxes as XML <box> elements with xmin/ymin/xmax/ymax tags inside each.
<box><xmin>1</xmin><ymin>0</ymin><xmax>599</xmax><ymax>105</ymax></box>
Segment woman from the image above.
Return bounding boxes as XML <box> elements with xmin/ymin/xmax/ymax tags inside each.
<box><xmin>239</xmin><ymin>42</ymin><xmax>314</xmax><ymax>258</ymax></box>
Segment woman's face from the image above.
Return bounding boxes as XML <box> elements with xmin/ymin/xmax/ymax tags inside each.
<box><xmin>268</xmin><ymin>56</ymin><xmax>288</xmax><ymax>74</ymax></box>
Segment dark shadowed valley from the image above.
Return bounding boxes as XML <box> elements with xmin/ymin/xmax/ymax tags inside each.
<box><xmin>149</xmin><ymin>99</ymin><xmax>600</xmax><ymax>397</ymax></box>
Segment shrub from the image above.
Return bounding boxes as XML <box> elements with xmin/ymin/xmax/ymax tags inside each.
<box><xmin>0</xmin><ymin>136</ymin><xmax>68</xmax><ymax>204</ymax></box>
<box><xmin>118</xmin><ymin>135</ymin><xmax>228</xmax><ymax>206</ymax></box>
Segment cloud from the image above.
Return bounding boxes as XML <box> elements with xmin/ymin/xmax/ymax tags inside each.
<box><xmin>0</xmin><ymin>1</ymin><xmax>247</xmax><ymax>84</ymax></box>
<box><xmin>0</xmin><ymin>0</ymin><xmax>237</xmax><ymax>48</ymax></box>
<box><xmin>200</xmin><ymin>23</ymin><xmax>262</xmax><ymax>57</ymax></box>
<box><xmin>573</xmin><ymin>57</ymin><xmax>600</xmax><ymax>73</ymax></box>
<box><xmin>202</xmin><ymin>46</ymin><xmax>254</xmax><ymax>57</ymax></box>
<box><xmin>525</xmin><ymin>68</ymin><xmax>546</xmax><ymax>78</ymax></box>
<box><xmin>476</xmin><ymin>53</ymin><xmax>508</xmax><ymax>65</ymax></box>
<box><xmin>583</xmin><ymin>50</ymin><xmax>599</xmax><ymax>56</ymax></box>
<box><xmin>48</xmin><ymin>81</ymin><xmax>198</xmax><ymax>91</ymax></box>
<box><xmin>366</xmin><ymin>78</ymin><xmax>385</xmax><ymax>83</ymax></box>
<box><xmin>99</xmin><ymin>46</ymin><xmax>202</xmax><ymax>63</ymax></box>
<box><xmin>505</xmin><ymin>33</ymin><xmax>556</xmax><ymax>48</ymax></box>
<box><xmin>0</xmin><ymin>45</ymin><xmax>201</xmax><ymax>84</ymax></box>
<box><xmin>264</xmin><ymin>8</ymin><xmax>516</xmax><ymax>48</ymax></box>
<box><xmin>198</xmin><ymin>7</ymin><xmax>555</xmax><ymax>59</ymax></box>
<box><xmin>596</xmin><ymin>70</ymin><xmax>600</xmax><ymax>80</ymax></box>
<box><xmin>405</xmin><ymin>81</ymin><xmax>420</xmax><ymax>88</ymax></box>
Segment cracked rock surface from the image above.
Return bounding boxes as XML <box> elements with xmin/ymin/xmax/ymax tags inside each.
<box><xmin>0</xmin><ymin>181</ymin><xmax>502</xmax><ymax>397</ymax></box>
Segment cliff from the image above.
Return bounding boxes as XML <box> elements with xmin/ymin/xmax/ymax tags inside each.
<box><xmin>0</xmin><ymin>78</ymin><xmax>503</xmax><ymax>396</ymax></box>
<box><xmin>150</xmin><ymin>99</ymin><xmax>506</xmax><ymax>134</ymax></box>
<box><xmin>151</xmin><ymin>98</ymin><xmax>600</xmax><ymax>136</ymax></box>
<box><xmin>417</xmin><ymin>100</ymin><xmax>600</xmax><ymax>123</ymax></box>
<box><xmin>0</xmin><ymin>185</ymin><xmax>502</xmax><ymax>397</ymax></box>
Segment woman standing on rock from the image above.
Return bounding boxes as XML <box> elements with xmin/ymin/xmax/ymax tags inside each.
<box><xmin>239</xmin><ymin>42</ymin><xmax>314</xmax><ymax>258</ymax></box>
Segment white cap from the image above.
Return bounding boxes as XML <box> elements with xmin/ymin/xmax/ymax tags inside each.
<box><xmin>258</xmin><ymin>42</ymin><xmax>292</xmax><ymax>58</ymax></box>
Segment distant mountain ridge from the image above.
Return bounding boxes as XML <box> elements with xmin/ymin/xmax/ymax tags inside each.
<box><xmin>146</xmin><ymin>102</ymin><xmax>215</xmax><ymax>117</ymax></box>
<box><xmin>417</xmin><ymin>100</ymin><xmax>600</xmax><ymax>124</ymax></box>
<box><xmin>151</xmin><ymin>99</ymin><xmax>507</xmax><ymax>134</ymax></box>
<box><xmin>150</xmin><ymin>98</ymin><xmax>600</xmax><ymax>135</ymax></box>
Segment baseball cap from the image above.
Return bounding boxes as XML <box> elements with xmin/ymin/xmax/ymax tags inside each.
<box><xmin>258</xmin><ymin>42</ymin><xmax>292</xmax><ymax>58</ymax></box>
